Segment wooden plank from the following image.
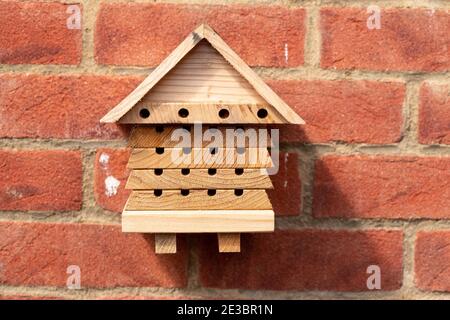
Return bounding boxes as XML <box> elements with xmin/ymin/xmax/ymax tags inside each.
<box><xmin>127</xmin><ymin>148</ymin><xmax>273</xmax><ymax>169</ymax></box>
<box><xmin>119</xmin><ymin>102</ymin><xmax>284</xmax><ymax>124</ymax></box>
<box><xmin>128</xmin><ymin>126</ymin><xmax>272</xmax><ymax>148</ymax></box>
<box><xmin>122</xmin><ymin>210</ymin><xmax>275</xmax><ymax>233</ymax></box>
<box><xmin>218</xmin><ymin>233</ymin><xmax>241</xmax><ymax>253</ymax></box>
<box><xmin>155</xmin><ymin>234</ymin><xmax>177</xmax><ymax>254</ymax></box>
<box><xmin>126</xmin><ymin>168</ymin><xmax>273</xmax><ymax>190</ymax></box>
<box><xmin>125</xmin><ymin>190</ymin><xmax>272</xmax><ymax>211</ymax></box>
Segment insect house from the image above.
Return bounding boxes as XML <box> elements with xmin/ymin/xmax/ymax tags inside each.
<box><xmin>101</xmin><ymin>24</ymin><xmax>304</xmax><ymax>254</ymax></box>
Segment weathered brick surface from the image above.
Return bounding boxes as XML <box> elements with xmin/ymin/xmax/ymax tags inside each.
<box><xmin>0</xmin><ymin>2</ymin><xmax>82</xmax><ymax>64</ymax></box>
<box><xmin>415</xmin><ymin>231</ymin><xmax>450</xmax><ymax>292</ymax></box>
<box><xmin>199</xmin><ymin>230</ymin><xmax>403</xmax><ymax>291</ymax></box>
<box><xmin>0</xmin><ymin>74</ymin><xmax>140</xmax><ymax>139</ymax></box>
<box><xmin>321</xmin><ymin>8</ymin><xmax>450</xmax><ymax>72</ymax></box>
<box><xmin>419</xmin><ymin>82</ymin><xmax>450</xmax><ymax>145</ymax></box>
<box><xmin>95</xmin><ymin>3</ymin><xmax>305</xmax><ymax>67</ymax></box>
<box><xmin>0</xmin><ymin>221</ymin><xmax>188</xmax><ymax>288</ymax></box>
<box><xmin>313</xmin><ymin>156</ymin><xmax>450</xmax><ymax>219</ymax></box>
<box><xmin>269</xmin><ymin>80</ymin><xmax>405</xmax><ymax>144</ymax></box>
<box><xmin>0</xmin><ymin>150</ymin><xmax>82</xmax><ymax>211</ymax></box>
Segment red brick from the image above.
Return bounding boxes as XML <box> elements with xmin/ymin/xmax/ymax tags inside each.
<box><xmin>415</xmin><ymin>231</ymin><xmax>450</xmax><ymax>292</ymax></box>
<box><xmin>419</xmin><ymin>82</ymin><xmax>450</xmax><ymax>145</ymax></box>
<box><xmin>313</xmin><ymin>156</ymin><xmax>450</xmax><ymax>219</ymax></box>
<box><xmin>94</xmin><ymin>148</ymin><xmax>131</xmax><ymax>213</ymax></box>
<box><xmin>268</xmin><ymin>80</ymin><xmax>405</xmax><ymax>144</ymax></box>
<box><xmin>0</xmin><ymin>74</ymin><xmax>141</xmax><ymax>139</ymax></box>
<box><xmin>0</xmin><ymin>2</ymin><xmax>82</xmax><ymax>64</ymax></box>
<box><xmin>95</xmin><ymin>3</ymin><xmax>305</xmax><ymax>67</ymax></box>
<box><xmin>321</xmin><ymin>8</ymin><xmax>450</xmax><ymax>72</ymax></box>
<box><xmin>0</xmin><ymin>150</ymin><xmax>82</xmax><ymax>211</ymax></box>
<box><xmin>0</xmin><ymin>221</ymin><xmax>187</xmax><ymax>288</ymax></box>
<box><xmin>95</xmin><ymin>149</ymin><xmax>298</xmax><ymax>216</ymax></box>
<box><xmin>267</xmin><ymin>152</ymin><xmax>301</xmax><ymax>216</ymax></box>
<box><xmin>198</xmin><ymin>229</ymin><xmax>403</xmax><ymax>291</ymax></box>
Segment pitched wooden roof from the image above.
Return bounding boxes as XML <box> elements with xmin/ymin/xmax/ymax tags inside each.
<box><xmin>101</xmin><ymin>24</ymin><xmax>305</xmax><ymax>124</ymax></box>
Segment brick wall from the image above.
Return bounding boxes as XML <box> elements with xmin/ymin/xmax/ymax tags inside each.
<box><xmin>0</xmin><ymin>0</ymin><xmax>449</xmax><ymax>300</ymax></box>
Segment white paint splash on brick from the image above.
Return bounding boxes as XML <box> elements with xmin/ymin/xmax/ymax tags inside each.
<box><xmin>284</xmin><ymin>43</ymin><xmax>289</xmax><ymax>64</ymax></box>
<box><xmin>104</xmin><ymin>176</ymin><xmax>120</xmax><ymax>197</ymax></box>
<box><xmin>99</xmin><ymin>153</ymin><xmax>110</xmax><ymax>166</ymax></box>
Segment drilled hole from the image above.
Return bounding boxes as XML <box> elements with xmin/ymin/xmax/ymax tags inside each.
<box><xmin>139</xmin><ymin>108</ymin><xmax>150</xmax><ymax>119</ymax></box>
<box><xmin>257</xmin><ymin>108</ymin><xmax>268</xmax><ymax>119</ymax></box>
<box><xmin>178</xmin><ymin>108</ymin><xmax>189</xmax><ymax>118</ymax></box>
<box><xmin>155</xmin><ymin>126</ymin><xmax>164</xmax><ymax>133</ymax></box>
<box><xmin>154</xmin><ymin>189</ymin><xmax>162</xmax><ymax>197</ymax></box>
<box><xmin>182</xmin><ymin>147</ymin><xmax>191</xmax><ymax>155</ymax></box>
<box><xmin>218</xmin><ymin>108</ymin><xmax>230</xmax><ymax>119</ymax></box>
<box><xmin>209</xmin><ymin>147</ymin><xmax>218</xmax><ymax>155</ymax></box>
<box><xmin>156</xmin><ymin>147</ymin><xmax>164</xmax><ymax>154</ymax></box>
<box><xmin>181</xmin><ymin>168</ymin><xmax>190</xmax><ymax>175</ymax></box>
<box><xmin>154</xmin><ymin>168</ymin><xmax>163</xmax><ymax>175</ymax></box>
<box><xmin>208</xmin><ymin>168</ymin><xmax>217</xmax><ymax>176</ymax></box>
<box><xmin>235</xmin><ymin>168</ymin><xmax>244</xmax><ymax>175</ymax></box>
<box><xmin>236</xmin><ymin>147</ymin><xmax>245</xmax><ymax>155</ymax></box>
<box><xmin>234</xmin><ymin>189</ymin><xmax>244</xmax><ymax>196</ymax></box>
<box><xmin>207</xmin><ymin>189</ymin><xmax>216</xmax><ymax>196</ymax></box>
<box><xmin>181</xmin><ymin>189</ymin><xmax>190</xmax><ymax>196</ymax></box>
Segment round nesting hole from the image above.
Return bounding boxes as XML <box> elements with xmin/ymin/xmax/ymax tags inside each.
<box><xmin>155</xmin><ymin>126</ymin><xmax>164</xmax><ymax>133</ymax></box>
<box><xmin>156</xmin><ymin>147</ymin><xmax>164</xmax><ymax>155</ymax></box>
<box><xmin>139</xmin><ymin>108</ymin><xmax>150</xmax><ymax>119</ymax></box>
<box><xmin>181</xmin><ymin>168</ymin><xmax>190</xmax><ymax>176</ymax></box>
<box><xmin>257</xmin><ymin>108</ymin><xmax>268</xmax><ymax>119</ymax></box>
<box><xmin>209</xmin><ymin>147</ymin><xmax>218</xmax><ymax>155</ymax></box>
<box><xmin>207</xmin><ymin>189</ymin><xmax>216</xmax><ymax>196</ymax></box>
<box><xmin>236</xmin><ymin>147</ymin><xmax>245</xmax><ymax>155</ymax></box>
<box><xmin>208</xmin><ymin>168</ymin><xmax>217</xmax><ymax>176</ymax></box>
<box><xmin>234</xmin><ymin>189</ymin><xmax>244</xmax><ymax>196</ymax></box>
<box><xmin>218</xmin><ymin>109</ymin><xmax>230</xmax><ymax>119</ymax></box>
<box><xmin>154</xmin><ymin>189</ymin><xmax>162</xmax><ymax>197</ymax></box>
<box><xmin>235</xmin><ymin>168</ymin><xmax>244</xmax><ymax>175</ymax></box>
<box><xmin>182</xmin><ymin>147</ymin><xmax>191</xmax><ymax>155</ymax></box>
<box><xmin>154</xmin><ymin>168</ymin><xmax>163</xmax><ymax>176</ymax></box>
<box><xmin>178</xmin><ymin>108</ymin><xmax>189</xmax><ymax>118</ymax></box>
<box><xmin>180</xmin><ymin>189</ymin><xmax>190</xmax><ymax>196</ymax></box>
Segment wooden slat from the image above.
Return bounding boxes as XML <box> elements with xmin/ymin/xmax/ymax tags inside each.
<box><xmin>218</xmin><ymin>233</ymin><xmax>241</xmax><ymax>253</ymax></box>
<box><xmin>127</xmin><ymin>148</ymin><xmax>273</xmax><ymax>169</ymax></box>
<box><xmin>119</xmin><ymin>102</ymin><xmax>284</xmax><ymax>124</ymax></box>
<box><xmin>125</xmin><ymin>190</ymin><xmax>272</xmax><ymax>211</ymax></box>
<box><xmin>122</xmin><ymin>210</ymin><xmax>275</xmax><ymax>233</ymax></box>
<box><xmin>128</xmin><ymin>126</ymin><xmax>272</xmax><ymax>148</ymax></box>
<box><xmin>155</xmin><ymin>234</ymin><xmax>177</xmax><ymax>254</ymax></box>
<box><xmin>126</xmin><ymin>168</ymin><xmax>273</xmax><ymax>190</ymax></box>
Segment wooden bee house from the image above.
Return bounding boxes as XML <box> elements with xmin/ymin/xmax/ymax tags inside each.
<box><xmin>101</xmin><ymin>24</ymin><xmax>304</xmax><ymax>254</ymax></box>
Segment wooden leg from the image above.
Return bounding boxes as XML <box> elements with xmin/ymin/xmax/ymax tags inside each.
<box><xmin>155</xmin><ymin>234</ymin><xmax>177</xmax><ymax>254</ymax></box>
<box><xmin>218</xmin><ymin>233</ymin><xmax>241</xmax><ymax>253</ymax></box>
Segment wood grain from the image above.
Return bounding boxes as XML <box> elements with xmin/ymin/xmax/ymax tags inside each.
<box><xmin>218</xmin><ymin>233</ymin><xmax>241</xmax><ymax>253</ymax></box>
<box><xmin>122</xmin><ymin>210</ymin><xmax>275</xmax><ymax>233</ymax></box>
<box><xmin>127</xmin><ymin>148</ymin><xmax>273</xmax><ymax>169</ymax></box>
<box><xmin>126</xmin><ymin>169</ymin><xmax>273</xmax><ymax>190</ymax></box>
<box><xmin>125</xmin><ymin>190</ymin><xmax>272</xmax><ymax>210</ymax></box>
<box><xmin>119</xmin><ymin>102</ymin><xmax>284</xmax><ymax>124</ymax></box>
<box><xmin>128</xmin><ymin>126</ymin><xmax>273</xmax><ymax>148</ymax></box>
<box><xmin>155</xmin><ymin>234</ymin><xmax>177</xmax><ymax>254</ymax></box>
